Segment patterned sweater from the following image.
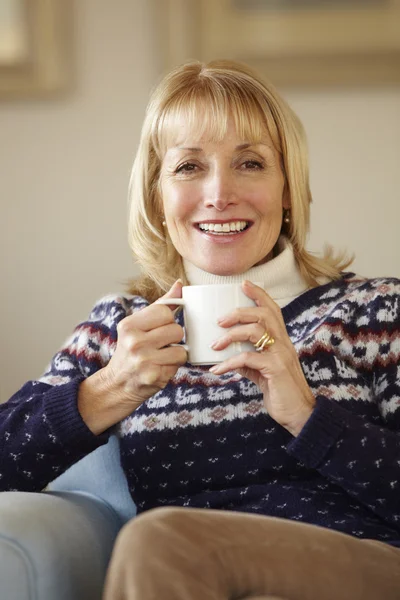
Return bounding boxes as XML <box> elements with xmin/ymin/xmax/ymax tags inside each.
<box><xmin>2</xmin><ymin>273</ymin><xmax>400</xmax><ymax>547</ymax></box>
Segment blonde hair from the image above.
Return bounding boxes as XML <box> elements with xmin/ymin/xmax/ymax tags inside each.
<box><xmin>127</xmin><ymin>59</ymin><xmax>353</xmax><ymax>302</ymax></box>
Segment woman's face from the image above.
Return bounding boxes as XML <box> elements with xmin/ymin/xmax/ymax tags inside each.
<box><xmin>159</xmin><ymin>118</ymin><xmax>289</xmax><ymax>275</ymax></box>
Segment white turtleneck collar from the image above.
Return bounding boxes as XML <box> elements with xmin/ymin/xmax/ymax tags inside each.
<box><xmin>183</xmin><ymin>236</ymin><xmax>310</xmax><ymax>308</ymax></box>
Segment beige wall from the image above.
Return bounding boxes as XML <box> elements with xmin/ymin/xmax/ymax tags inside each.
<box><xmin>1</xmin><ymin>0</ymin><xmax>399</xmax><ymax>403</ymax></box>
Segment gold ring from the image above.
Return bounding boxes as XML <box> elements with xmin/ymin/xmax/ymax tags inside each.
<box><xmin>254</xmin><ymin>331</ymin><xmax>275</xmax><ymax>352</ymax></box>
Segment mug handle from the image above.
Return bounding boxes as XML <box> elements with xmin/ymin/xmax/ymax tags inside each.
<box><xmin>156</xmin><ymin>298</ymin><xmax>189</xmax><ymax>352</ymax></box>
<box><xmin>157</xmin><ymin>298</ymin><xmax>185</xmax><ymax>306</ymax></box>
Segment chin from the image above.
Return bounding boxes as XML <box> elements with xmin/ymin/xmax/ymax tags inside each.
<box><xmin>197</xmin><ymin>259</ymin><xmax>254</xmax><ymax>276</ymax></box>
<box><xmin>202</xmin><ymin>252</ymin><xmax>274</xmax><ymax>274</ymax></box>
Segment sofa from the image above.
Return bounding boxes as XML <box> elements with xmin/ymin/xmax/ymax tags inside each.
<box><xmin>0</xmin><ymin>436</ymin><xmax>284</xmax><ymax>600</ymax></box>
<box><xmin>0</xmin><ymin>435</ymin><xmax>136</xmax><ymax>600</ymax></box>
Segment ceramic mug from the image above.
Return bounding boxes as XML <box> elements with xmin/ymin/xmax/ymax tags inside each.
<box><xmin>158</xmin><ymin>282</ymin><xmax>261</xmax><ymax>365</ymax></box>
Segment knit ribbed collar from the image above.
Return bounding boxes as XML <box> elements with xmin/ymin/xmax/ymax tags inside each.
<box><xmin>183</xmin><ymin>236</ymin><xmax>310</xmax><ymax>308</ymax></box>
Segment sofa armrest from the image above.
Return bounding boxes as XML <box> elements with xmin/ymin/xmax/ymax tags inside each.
<box><xmin>48</xmin><ymin>435</ymin><xmax>137</xmax><ymax>526</ymax></box>
<box><xmin>0</xmin><ymin>490</ymin><xmax>123</xmax><ymax>600</ymax></box>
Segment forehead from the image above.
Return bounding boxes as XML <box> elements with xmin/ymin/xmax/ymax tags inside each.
<box><xmin>164</xmin><ymin>119</ymin><xmax>275</xmax><ymax>159</ymax></box>
<box><xmin>156</xmin><ymin>99</ymin><xmax>276</xmax><ymax>157</ymax></box>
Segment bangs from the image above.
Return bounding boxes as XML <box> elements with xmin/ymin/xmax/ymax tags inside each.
<box><xmin>153</xmin><ymin>77</ymin><xmax>282</xmax><ymax>158</ymax></box>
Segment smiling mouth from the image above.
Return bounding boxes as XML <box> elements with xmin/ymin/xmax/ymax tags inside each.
<box><xmin>196</xmin><ymin>221</ymin><xmax>252</xmax><ymax>235</ymax></box>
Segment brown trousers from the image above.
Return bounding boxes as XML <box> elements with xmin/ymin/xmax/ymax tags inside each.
<box><xmin>103</xmin><ymin>507</ymin><xmax>400</xmax><ymax>600</ymax></box>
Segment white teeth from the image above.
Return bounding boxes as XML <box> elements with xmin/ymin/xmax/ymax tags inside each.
<box><xmin>198</xmin><ymin>221</ymin><xmax>248</xmax><ymax>233</ymax></box>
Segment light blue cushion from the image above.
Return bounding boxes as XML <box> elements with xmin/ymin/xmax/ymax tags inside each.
<box><xmin>48</xmin><ymin>434</ymin><xmax>137</xmax><ymax>525</ymax></box>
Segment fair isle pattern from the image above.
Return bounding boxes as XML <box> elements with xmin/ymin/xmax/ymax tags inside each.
<box><xmin>120</xmin><ymin>398</ymin><xmax>265</xmax><ymax>434</ymax></box>
<box><xmin>1</xmin><ymin>275</ymin><xmax>400</xmax><ymax>547</ymax></box>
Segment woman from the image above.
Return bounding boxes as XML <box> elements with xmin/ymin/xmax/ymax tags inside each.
<box><xmin>2</xmin><ymin>60</ymin><xmax>400</xmax><ymax>599</ymax></box>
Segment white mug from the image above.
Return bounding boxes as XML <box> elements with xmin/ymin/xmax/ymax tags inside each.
<box><xmin>158</xmin><ymin>283</ymin><xmax>261</xmax><ymax>365</ymax></box>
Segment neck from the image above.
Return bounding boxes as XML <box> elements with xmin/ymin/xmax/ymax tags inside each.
<box><xmin>183</xmin><ymin>236</ymin><xmax>310</xmax><ymax>308</ymax></box>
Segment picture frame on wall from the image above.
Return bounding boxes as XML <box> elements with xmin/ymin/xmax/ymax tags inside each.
<box><xmin>0</xmin><ymin>0</ymin><xmax>71</xmax><ymax>99</ymax></box>
<box><xmin>160</xmin><ymin>0</ymin><xmax>400</xmax><ymax>86</ymax></box>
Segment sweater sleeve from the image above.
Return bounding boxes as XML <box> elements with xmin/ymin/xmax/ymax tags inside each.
<box><xmin>287</xmin><ymin>279</ymin><xmax>400</xmax><ymax>529</ymax></box>
<box><xmin>287</xmin><ymin>395</ymin><xmax>400</xmax><ymax>528</ymax></box>
<box><xmin>0</xmin><ymin>293</ymin><xmax>134</xmax><ymax>492</ymax></box>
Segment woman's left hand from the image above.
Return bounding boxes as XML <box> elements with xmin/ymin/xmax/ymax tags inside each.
<box><xmin>209</xmin><ymin>280</ymin><xmax>316</xmax><ymax>436</ymax></box>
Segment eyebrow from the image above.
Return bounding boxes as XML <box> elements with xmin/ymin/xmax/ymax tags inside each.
<box><xmin>174</xmin><ymin>143</ymin><xmax>273</xmax><ymax>152</ymax></box>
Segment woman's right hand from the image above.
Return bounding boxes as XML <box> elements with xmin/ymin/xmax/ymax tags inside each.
<box><xmin>78</xmin><ymin>280</ymin><xmax>187</xmax><ymax>434</ymax></box>
<box><xmin>105</xmin><ymin>279</ymin><xmax>187</xmax><ymax>408</ymax></box>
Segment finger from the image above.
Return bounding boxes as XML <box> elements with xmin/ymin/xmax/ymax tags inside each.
<box><xmin>218</xmin><ymin>282</ymin><xmax>282</xmax><ymax>328</ymax></box>
<box><xmin>122</xmin><ymin>302</ymin><xmax>177</xmax><ymax>334</ymax></box>
<box><xmin>160</xmin><ymin>364</ymin><xmax>184</xmax><ymax>384</ymax></box>
<box><xmin>137</xmin><ymin>363</ymin><xmax>182</xmax><ymax>389</ymax></box>
<box><xmin>154</xmin><ymin>279</ymin><xmax>183</xmax><ymax>312</ymax></box>
<box><xmin>209</xmin><ymin>350</ymin><xmax>271</xmax><ymax>375</ymax></box>
<box><xmin>241</xmin><ymin>280</ymin><xmax>278</xmax><ymax>309</ymax></box>
<box><xmin>155</xmin><ymin>344</ymin><xmax>188</xmax><ymax>365</ymax></box>
<box><xmin>147</xmin><ymin>322</ymin><xmax>184</xmax><ymax>349</ymax></box>
<box><xmin>217</xmin><ymin>308</ymin><xmax>266</xmax><ymax>328</ymax></box>
<box><xmin>211</xmin><ymin>323</ymin><xmax>268</xmax><ymax>350</ymax></box>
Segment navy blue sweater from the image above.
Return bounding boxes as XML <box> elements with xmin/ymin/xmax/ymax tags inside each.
<box><xmin>2</xmin><ymin>273</ymin><xmax>400</xmax><ymax>546</ymax></box>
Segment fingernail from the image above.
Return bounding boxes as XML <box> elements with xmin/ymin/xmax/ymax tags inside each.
<box><xmin>175</xmin><ymin>278</ymin><xmax>183</xmax><ymax>284</ymax></box>
<box><xmin>244</xmin><ymin>280</ymin><xmax>254</xmax><ymax>286</ymax></box>
<box><xmin>209</xmin><ymin>339</ymin><xmax>220</xmax><ymax>349</ymax></box>
<box><xmin>209</xmin><ymin>365</ymin><xmax>220</xmax><ymax>373</ymax></box>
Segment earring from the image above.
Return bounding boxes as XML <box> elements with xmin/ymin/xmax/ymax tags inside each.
<box><xmin>162</xmin><ymin>220</ymin><xmax>166</xmax><ymax>226</ymax></box>
<box><xmin>283</xmin><ymin>209</ymin><xmax>290</xmax><ymax>224</ymax></box>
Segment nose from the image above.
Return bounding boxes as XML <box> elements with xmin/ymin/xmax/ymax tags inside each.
<box><xmin>203</xmin><ymin>169</ymin><xmax>239</xmax><ymax>211</ymax></box>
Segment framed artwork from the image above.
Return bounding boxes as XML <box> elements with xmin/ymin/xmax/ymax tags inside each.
<box><xmin>0</xmin><ymin>0</ymin><xmax>71</xmax><ymax>98</ymax></box>
<box><xmin>160</xmin><ymin>0</ymin><xmax>400</xmax><ymax>85</ymax></box>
